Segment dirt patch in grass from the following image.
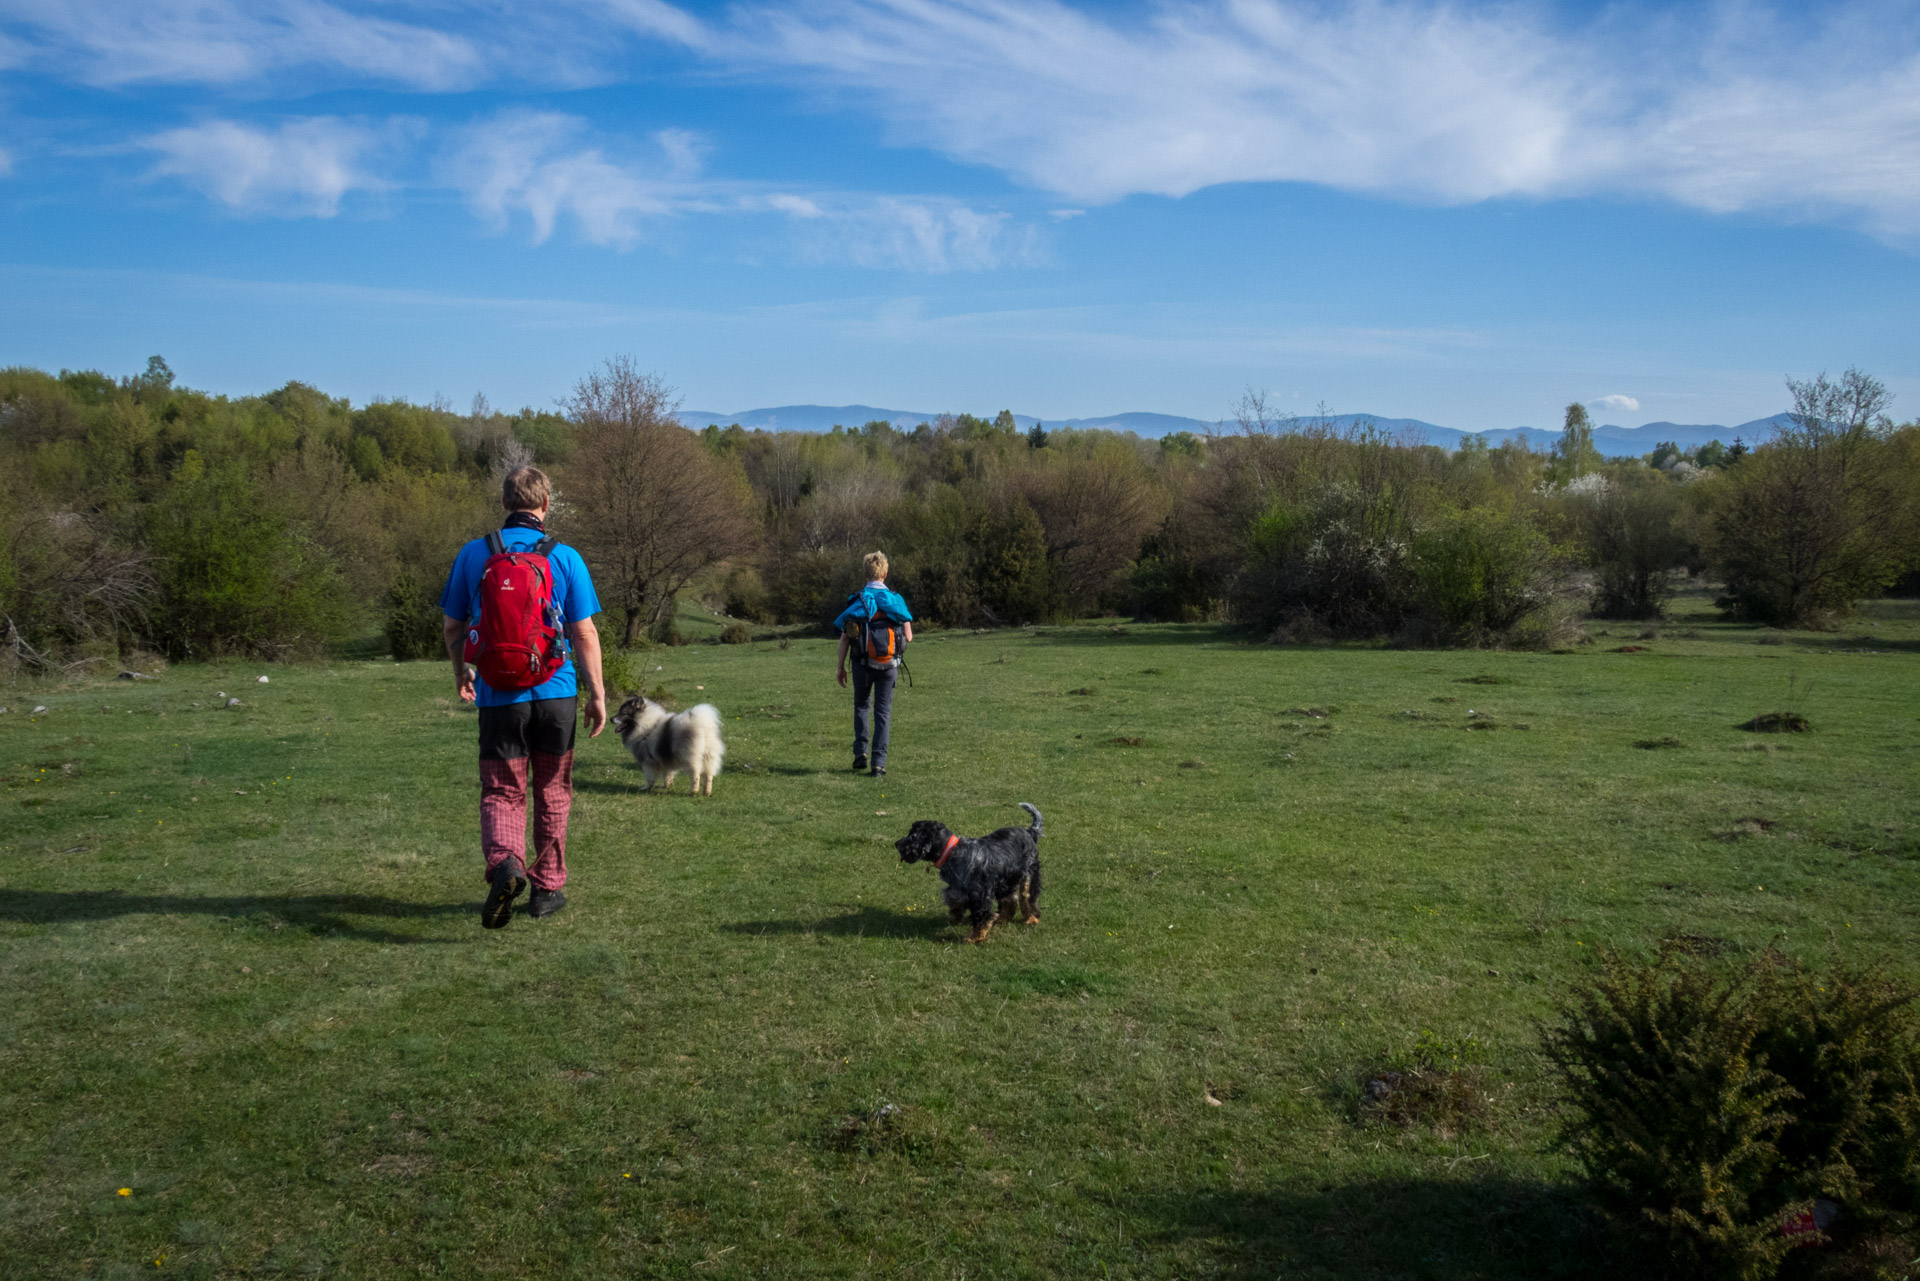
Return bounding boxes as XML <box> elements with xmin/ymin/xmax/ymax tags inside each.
<box><xmin>1358</xmin><ymin>1067</ymin><xmax>1491</xmax><ymax>1139</ymax></box>
<box><xmin>1612</xmin><ymin>645</ymin><xmax>1650</xmax><ymax>653</ymax></box>
<box><xmin>1111</xmin><ymin>736</ymin><xmax>1145</xmax><ymax>747</ymax></box>
<box><xmin>1738</xmin><ymin>711</ymin><xmax>1811</xmax><ymax>732</ymax></box>
<box><xmin>1633</xmin><ymin>736</ymin><xmax>1684</xmax><ymax>750</ymax></box>
<box><xmin>1717</xmin><ymin>816</ymin><xmax>1781</xmax><ymax>842</ymax></box>
<box><xmin>1457</xmin><ymin>675</ymin><xmax>1510</xmax><ymax>685</ymax></box>
<box><xmin>1178</xmin><ymin>759</ymin><xmax>1206</xmax><ymax>769</ymax></box>
<box><xmin>1067</xmin><ymin>686</ymin><xmax>1095</xmax><ymax>696</ymax></box>
<box><xmin>1285</xmin><ymin>707</ymin><xmax>1332</xmax><ymax>718</ymax></box>
<box><xmin>824</xmin><ymin>1104</ymin><xmax>954</xmax><ymax>1163</ymax></box>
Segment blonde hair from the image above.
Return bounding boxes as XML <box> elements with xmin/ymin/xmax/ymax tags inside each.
<box><xmin>862</xmin><ymin>551</ymin><xmax>889</xmax><ymax>581</ymax></box>
<box><xmin>501</xmin><ymin>466</ymin><xmax>550</xmax><ymax>512</ymax></box>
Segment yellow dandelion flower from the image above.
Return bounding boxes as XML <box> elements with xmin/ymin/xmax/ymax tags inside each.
<box><xmin>117</xmin><ymin>1187</ymin><xmax>132</xmax><ymax>1197</ymax></box>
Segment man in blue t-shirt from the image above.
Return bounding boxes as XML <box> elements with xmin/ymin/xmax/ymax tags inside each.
<box><xmin>440</xmin><ymin>466</ymin><xmax>606</xmax><ymax>928</ymax></box>
<box><xmin>834</xmin><ymin>550</ymin><xmax>913</xmax><ymax>777</ymax></box>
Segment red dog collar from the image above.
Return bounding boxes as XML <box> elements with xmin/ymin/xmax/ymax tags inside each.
<box><xmin>934</xmin><ymin>834</ymin><xmax>961</xmax><ymax>868</ymax></box>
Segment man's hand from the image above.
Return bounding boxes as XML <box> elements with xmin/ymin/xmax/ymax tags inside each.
<box><xmin>568</xmin><ymin>616</ymin><xmax>607</xmax><ymax>738</ymax></box>
<box><xmin>837</xmin><ymin>666</ymin><xmax>848</xmax><ymax>688</ymax></box>
<box><xmin>444</xmin><ymin>615</ymin><xmax>475</xmax><ymax>703</ymax></box>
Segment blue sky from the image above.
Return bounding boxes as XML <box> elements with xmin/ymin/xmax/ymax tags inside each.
<box><xmin>1</xmin><ymin>0</ymin><xmax>1916</xmax><ymax>431</ymax></box>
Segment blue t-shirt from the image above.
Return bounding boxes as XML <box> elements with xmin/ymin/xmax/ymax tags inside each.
<box><xmin>440</xmin><ymin>527</ymin><xmax>602</xmax><ymax>707</ymax></box>
<box><xmin>834</xmin><ymin>582</ymin><xmax>914</xmax><ymax>631</ymax></box>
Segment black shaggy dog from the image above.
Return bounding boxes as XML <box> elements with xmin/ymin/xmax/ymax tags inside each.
<box><xmin>896</xmin><ymin>802</ymin><xmax>1043</xmax><ymax>944</ymax></box>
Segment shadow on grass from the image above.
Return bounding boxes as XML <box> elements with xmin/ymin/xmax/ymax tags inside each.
<box><xmin>2</xmin><ymin>889</ymin><xmax>469</xmax><ymax>945</ymax></box>
<box><xmin>722</xmin><ymin>904</ymin><xmax>951</xmax><ymax>941</ymax></box>
<box><xmin>1130</xmin><ymin>1176</ymin><xmax>1640</xmax><ymax>1280</ymax></box>
<box><xmin>574</xmin><ymin>777</ymin><xmax>647</xmax><ymax>795</ymax></box>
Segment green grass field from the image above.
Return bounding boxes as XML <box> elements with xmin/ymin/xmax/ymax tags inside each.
<box><xmin>3</xmin><ymin>593</ymin><xmax>1917</xmax><ymax>1279</ymax></box>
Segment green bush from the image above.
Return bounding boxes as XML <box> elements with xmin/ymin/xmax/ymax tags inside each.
<box><xmin>722</xmin><ymin>566</ymin><xmax>772</xmax><ymax>623</ymax></box>
<box><xmin>719</xmin><ymin>621</ymin><xmax>752</xmax><ymax>644</ymax></box>
<box><xmin>383</xmin><ymin>571</ymin><xmax>446</xmax><ymax>661</ymax></box>
<box><xmin>1543</xmin><ymin>948</ymin><xmax>1920</xmax><ymax>1279</ymax></box>
<box><xmin>1410</xmin><ymin>506</ymin><xmax>1563</xmax><ymax>646</ymax></box>
<box><xmin>599</xmin><ymin>643</ymin><xmax>645</xmax><ymax>696</ymax></box>
<box><xmin>144</xmin><ymin>454</ymin><xmax>352</xmax><ymax>659</ymax></box>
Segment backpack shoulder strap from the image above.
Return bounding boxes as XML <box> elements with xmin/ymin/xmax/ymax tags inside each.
<box><xmin>532</xmin><ymin>535</ymin><xmax>559</xmax><ymax>558</ymax></box>
<box><xmin>484</xmin><ymin>531</ymin><xmax>506</xmax><ymax>557</ymax></box>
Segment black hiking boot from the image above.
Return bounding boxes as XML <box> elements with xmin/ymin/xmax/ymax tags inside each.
<box><xmin>527</xmin><ymin>888</ymin><xmax>567</xmax><ymax>919</ymax></box>
<box><xmin>870</xmin><ymin>765</ymin><xmax>886</xmax><ymax>778</ymax></box>
<box><xmin>851</xmin><ymin>756</ymin><xmax>868</xmax><ymax>772</ymax></box>
<box><xmin>481</xmin><ymin>857</ymin><xmax>527</xmax><ymax>929</ymax></box>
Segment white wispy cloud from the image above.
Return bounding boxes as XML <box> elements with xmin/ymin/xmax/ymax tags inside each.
<box><xmin>28</xmin><ymin>1</ymin><xmax>1918</xmax><ymax>239</ymax></box>
<box><xmin>757</xmin><ymin>192</ymin><xmax>1041</xmax><ymax>271</ymax></box>
<box><xmin>442</xmin><ymin>111</ymin><xmax>1035</xmax><ymax>267</ymax></box>
<box><xmin>714</xmin><ymin>0</ymin><xmax>1920</xmax><ymax>236</ymax></box>
<box><xmin>0</xmin><ymin>0</ymin><xmax>485</xmax><ymax>89</ymax></box>
<box><xmin>143</xmin><ymin>117</ymin><xmax>413</xmax><ymax>215</ymax></box>
<box><xmin>1590</xmin><ymin>394</ymin><xmax>1641</xmax><ymax>412</ymax></box>
<box><xmin>442</xmin><ymin>111</ymin><xmax>695</xmax><ymax>247</ymax></box>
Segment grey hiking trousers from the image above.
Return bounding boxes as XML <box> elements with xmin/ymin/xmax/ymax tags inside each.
<box><xmin>851</xmin><ymin>661</ymin><xmax>896</xmax><ymax>769</ymax></box>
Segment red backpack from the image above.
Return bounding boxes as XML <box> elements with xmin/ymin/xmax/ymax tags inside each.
<box><xmin>462</xmin><ymin>531</ymin><xmax>568</xmax><ymax>691</ymax></box>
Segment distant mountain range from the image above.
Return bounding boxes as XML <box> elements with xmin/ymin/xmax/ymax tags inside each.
<box><xmin>678</xmin><ymin>404</ymin><xmax>1798</xmax><ymax>458</ymax></box>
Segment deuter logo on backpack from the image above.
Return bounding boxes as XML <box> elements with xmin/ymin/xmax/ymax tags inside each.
<box><xmin>464</xmin><ymin>532</ymin><xmax>568</xmax><ymax>690</ymax></box>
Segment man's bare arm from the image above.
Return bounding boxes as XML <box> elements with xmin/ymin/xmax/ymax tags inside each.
<box><xmin>443</xmin><ymin>615</ymin><xmax>475</xmax><ymax>703</ymax></box>
<box><xmin>569</xmin><ymin>617</ymin><xmax>607</xmax><ymax>738</ymax></box>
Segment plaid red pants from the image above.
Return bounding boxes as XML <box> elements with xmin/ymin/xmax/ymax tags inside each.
<box><xmin>477</xmin><ymin>697</ymin><xmax>577</xmax><ymax>891</ymax></box>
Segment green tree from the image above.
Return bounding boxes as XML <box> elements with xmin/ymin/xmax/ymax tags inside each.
<box><xmin>1551</xmin><ymin>402</ymin><xmax>1602</xmax><ymax>484</ymax></box>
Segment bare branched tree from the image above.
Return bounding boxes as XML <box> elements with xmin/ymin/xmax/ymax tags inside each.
<box><xmin>3</xmin><ymin>510</ymin><xmax>156</xmax><ymax>674</ymax></box>
<box><xmin>1022</xmin><ymin>444</ymin><xmax>1159</xmax><ymax>613</ymax></box>
<box><xmin>561</xmin><ymin>358</ymin><xmax>753</xmax><ymax>646</ymax></box>
<box><xmin>1712</xmin><ymin>368</ymin><xmax>1901</xmax><ymax>624</ymax></box>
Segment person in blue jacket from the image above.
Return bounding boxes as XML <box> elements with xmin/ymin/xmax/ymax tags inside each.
<box><xmin>834</xmin><ymin>551</ymin><xmax>913</xmax><ymax>777</ymax></box>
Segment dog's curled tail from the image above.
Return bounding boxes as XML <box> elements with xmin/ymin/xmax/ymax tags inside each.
<box><xmin>1018</xmin><ymin>801</ymin><xmax>1043</xmax><ymax>840</ymax></box>
<box><xmin>686</xmin><ymin>703</ymin><xmax>727</xmax><ymax>759</ymax></box>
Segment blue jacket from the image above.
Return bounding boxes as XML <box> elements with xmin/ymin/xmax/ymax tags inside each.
<box><xmin>834</xmin><ymin>582</ymin><xmax>914</xmax><ymax>632</ymax></box>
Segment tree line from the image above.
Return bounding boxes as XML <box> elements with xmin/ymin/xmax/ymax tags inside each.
<box><xmin>3</xmin><ymin>355</ymin><xmax>1916</xmax><ymax>676</ymax></box>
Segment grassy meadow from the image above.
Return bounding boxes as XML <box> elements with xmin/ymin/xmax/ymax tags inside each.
<box><xmin>2</xmin><ymin>592</ymin><xmax>1918</xmax><ymax>1279</ymax></box>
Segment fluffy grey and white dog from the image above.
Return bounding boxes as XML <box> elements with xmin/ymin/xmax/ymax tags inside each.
<box><xmin>611</xmin><ymin>696</ymin><xmax>726</xmax><ymax>795</ymax></box>
<box><xmin>895</xmin><ymin>802</ymin><xmax>1043</xmax><ymax>944</ymax></box>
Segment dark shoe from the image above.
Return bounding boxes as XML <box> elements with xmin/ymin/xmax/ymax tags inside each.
<box><xmin>851</xmin><ymin>756</ymin><xmax>868</xmax><ymax>772</ymax></box>
<box><xmin>482</xmin><ymin>858</ymin><xmax>527</xmax><ymax>929</ymax></box>
<box><xmin>527</xmin><ymin>888</ymin><xmax>567</xmax><ymax>919</ymax></box>
<box><xmin>870</xmin><ymin>765</ymin><xmax>886</xmax><ymax>778</ymax></box>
